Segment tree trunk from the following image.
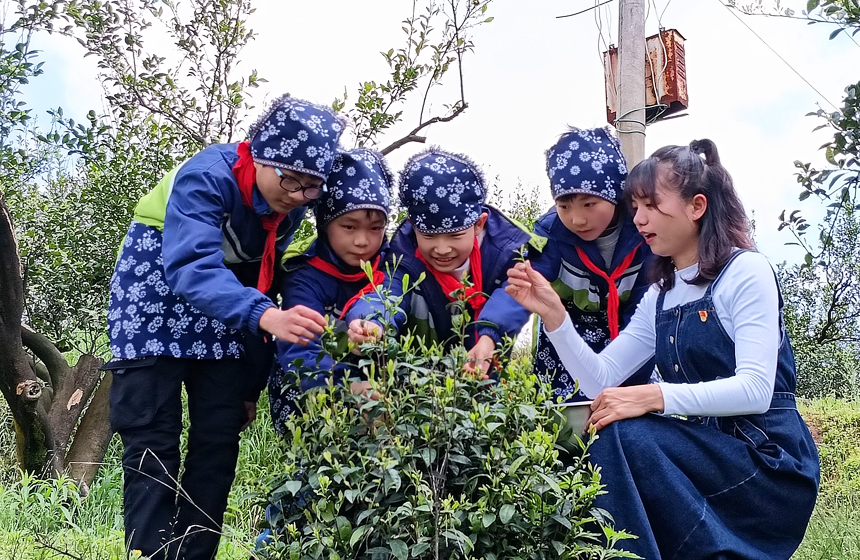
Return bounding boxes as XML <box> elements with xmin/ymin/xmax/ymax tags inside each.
<box><xmin>0</xmin><ymin>197</ymin><xmax>56</xmax><ymax>475</ymax></box>
<box><xmin>0</xmin><ymin>195</ymin><xmax>111</xmax><ymax>483</ymax></box>
<box><xmin>66</xmin><ymin>372</ymin><xmax>113</xmax><ymax>492</ymax></box>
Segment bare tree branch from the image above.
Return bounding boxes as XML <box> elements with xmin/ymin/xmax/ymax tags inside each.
<box><xmin>381</xmin><ymin>103</ymin><xmax>467</xmax><ymax>155</ymax></box>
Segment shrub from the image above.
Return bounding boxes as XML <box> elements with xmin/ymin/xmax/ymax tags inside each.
<box><xmin>801</xmin><ymin>398</ymin><xmax>860</xmax><ymax>502</ymax></box>
<box><xmin>794</xmin><ymin>398</ymin><xmax>860</xmax><ymax>560</ymax></box>
<box><xmin>258</xmin><ymin>270</ymin><xmax>634</xmax><ymax>559</ymax></box>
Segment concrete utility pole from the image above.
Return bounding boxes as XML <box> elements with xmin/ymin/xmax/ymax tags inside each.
<box><xmin>617</xmin><ymin>0</ymin><xmax>647</xmax><ymax>168</ymax></box>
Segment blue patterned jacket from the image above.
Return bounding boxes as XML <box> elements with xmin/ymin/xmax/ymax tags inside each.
<box><xmin>529</xmin><ymin>207</ymin><xmax>654</xmax><ymax>400</ymax></box>
<box><xmin>107</xmin><ymin>143</ymin><xmax>307</xmax><ymax>365</ymax></box>
<box><xmin>268</xmin><ymin>236</ymin><xmax>389</xmax><ymax>431</ymax></box>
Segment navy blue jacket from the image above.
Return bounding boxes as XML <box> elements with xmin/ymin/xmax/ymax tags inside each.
<box><xmin>275</xmin><ymin>236</ymin><xmax>389</xmax><ymax>386</ymax></box>
<box><xmin>106</xmin><ymin>144</ymin><xmax>308</xmax><ymax>402</ymax></box>
<box><xmin>268</xmin><ymin>236</ymin><xmax>387</xmax><ymax>432</ymax></box>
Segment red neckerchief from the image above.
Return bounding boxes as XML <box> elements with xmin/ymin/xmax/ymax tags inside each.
<box><xmin>415</xmin><ymin>237</ymin><xmax>487</xmax><ymax>317</ymax></box>
<box><xmin>232</xmin><ymin>141</ymin><xmax>285</xmax><ymax>294</ymax></box>
<box><xmin>575</xmin><ymin>242</ymin><xmax>642</xmax><ymax>339</ymax></box>
<box><xmin>307</xmin><ymin>255</ymin><xmax>384</xmax><ymax>320</ymax></box>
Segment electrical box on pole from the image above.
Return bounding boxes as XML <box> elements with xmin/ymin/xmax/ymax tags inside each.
<box><xmin>604</xmin><ymin>29</ymin><xmax>688</xmax><ymax>126</ymax></box>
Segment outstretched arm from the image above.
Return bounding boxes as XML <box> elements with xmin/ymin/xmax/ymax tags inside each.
<box><xmin>505</xmin><ymin>261</ymin><xmax>656</xmax><ymax>395</ymax></box>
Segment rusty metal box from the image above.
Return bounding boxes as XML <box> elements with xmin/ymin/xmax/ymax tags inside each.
<box><xmin>604</xmin><ymin>28</ymin><xmax>688</xmax><ymax>126</ymax></box>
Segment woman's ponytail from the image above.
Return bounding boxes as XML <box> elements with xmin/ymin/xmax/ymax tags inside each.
<box><xmin>689</xmin><ymin>139</ymin><xmax>720</xmax><ymax>166</ymax></box>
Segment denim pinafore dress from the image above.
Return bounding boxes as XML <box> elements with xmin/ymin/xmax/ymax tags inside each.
<box><xmin>589</xmin><ymin>252</ymin><xmax>819</xmax><ymax>560</ymax></box>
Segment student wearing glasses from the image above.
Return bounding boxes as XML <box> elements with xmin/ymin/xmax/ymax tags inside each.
<box><xmin>103</xmin><ymin>94</ymin><xmax>346</xmax><ymax>560</ymax></box>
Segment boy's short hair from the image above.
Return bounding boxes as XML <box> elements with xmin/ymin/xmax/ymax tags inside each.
<box><xmin>363</xmin><ymin>208</ymin><xmax>387</xmax><ymax>222</ymax></box>
<box><xmin>555</xmin><ymin>192</ymin><xmax>620</xmax><ymax>206</ymax></box>
<box><xmin>327</xmin><ymin>207</ymin><xmax>388</xmax><ymax>223</ymax></box>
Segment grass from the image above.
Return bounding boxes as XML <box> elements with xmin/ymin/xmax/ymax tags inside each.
<box><xmin>0</xmin><ymin>395</ymin><xmax>858</xmax><ymax>558</ymax></box>
<box><xmin>791</xmin><ymin>398</ymin><xmax>860</xmax><ymax>560</ymax></box>
<box><xmin>0</xmin><ymin>392</ymin><xmax>281</xmax><ymax>559</ymax></box>
<box><xmin>0</xmin><ymin>436</ymin><xmax>128</xmax><ymax>558</ymax></box>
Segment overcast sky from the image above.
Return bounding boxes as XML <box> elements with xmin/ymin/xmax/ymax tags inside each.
<box><xmin>23</xmin><ymin>0</ymin><xmax>860</xmax><ymax>266</ymax></box>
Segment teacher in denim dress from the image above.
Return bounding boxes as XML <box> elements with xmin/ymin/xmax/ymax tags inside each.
<box><xmin>506</xmin><ymin>139</ymin><xmax>819</xmax><ymax>560</ymax></box>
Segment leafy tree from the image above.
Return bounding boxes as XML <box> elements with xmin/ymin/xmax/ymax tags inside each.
<box><xmin>64</xmin><ymin>0</ymin><xmax>261</xmax><ymax>147</ymax></box>
<box><xmin>755</xmin><ymin>0</ymin><xmax>860</xmax><ymax>398</ymax></box>
<box><xmin>487</xmin><ymin>177</ymin><xmax>549</xmax><ymax>231</ymax></box>
<box><xmin>0</xmin><ymin>0</ymin><xmax>258</xmax><ymax>485</ymax></box>
<box><xmin>0</xmin><ymin>1</ymin><xmax>112</xmax><ymax>485</ymax></box>
<box><xmin>0</xmin><ymin>0</ymin><xmax>502</xmax><ymax>486</ymax></box>
<box><xmin>776</xmin><ymin>81</ymin><xmax>860</xmax><ymax>399</ymax></box>
<box><xmin>336</xmin><ymin>0</ymin><xmax>494</xmax><ymax>155</ymax></box>
<box><xmin>729</xmin><ymin>0</ymin><xmax>859</xmax><ymax>34</ymax></box>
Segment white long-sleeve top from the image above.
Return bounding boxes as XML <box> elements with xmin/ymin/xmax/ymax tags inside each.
<box><xmin>545</xmin><ymin>251</ymin><xmax>780</xmax><ymax>417</ymax></box>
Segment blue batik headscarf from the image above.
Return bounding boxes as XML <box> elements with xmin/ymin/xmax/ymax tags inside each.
<box><xmin>399</xmin><ymin>147</ymin><xmax>487</xmax><ymax>234</ymax></box>
<box><xmin>316</xmin><ymin>148</ymin><xmax>394</xmax><ymax>227</ymax></box>
<box><xmin>546</xmin><ymin>126</ymin><xmax>628</xmax><ymax>204</ymax></box>
<box><xmin>249</xmin><ymin>94</ymin><xmax>348</xmax><ymax>180</ymax></box>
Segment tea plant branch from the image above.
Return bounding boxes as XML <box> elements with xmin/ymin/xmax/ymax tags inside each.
<box><xmin>265</xmin><ymin>268</ymin><xmax>632</xmax><ymax>557</ymax></box>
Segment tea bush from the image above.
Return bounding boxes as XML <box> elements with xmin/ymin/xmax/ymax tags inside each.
<box><xmin>258</xmin><ymin>271</ymin><xmax>635</xmax><ymax>559</ymax></box>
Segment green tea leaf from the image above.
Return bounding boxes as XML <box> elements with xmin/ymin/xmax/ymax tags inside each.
<box><xmin>349</xmin><ymin>524</ymin><xmax>371</xmax><ymax>547</ymax></box>
<box><xmin>390</xmin><ymin>539</ymin><xmax>408</xmax><ymax>560</ymax></box>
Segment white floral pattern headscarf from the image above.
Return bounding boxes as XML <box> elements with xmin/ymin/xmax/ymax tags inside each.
<box><xmin>399</xmin><ymin>147</ymin><xmax>487</xmax><ymax>234</ymax></box>
<box><xmin>249</xmin><ymin>94</ymin><xmax>348</xmax><ymax>180</ymax></box>
<box><xmin>545</xmin><ymin>126</ymin><xmax>628</xmax><ymax>204</ymax></box>
<box><xmin>316</xmin><ymin>148</ymin><xmax>394</xmax><ymax>227</ymax></box>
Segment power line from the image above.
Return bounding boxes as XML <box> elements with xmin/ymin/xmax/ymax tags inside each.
<box><xmin>557</xmin><ymin>0</ymin><xmax>613</xmax><ymax>19</ymax></box>
<box><xmin>660</xmin><ymin>0</ymin><xmax>674</xmax><ymax>22</ymax></box>
<box><xmin>595</xmin><ymin>0</ymin><xmax>616</xmax><ymax>99</ymax></box>
<box><xmin>651</xmin><ymin>0</ymin><xmax>664</xmax><ymax>29</ymax></box>
<box><xmin>717</xmin><ymin>0</ymin><xmax>839</xmax><ymax>111</ymax></box>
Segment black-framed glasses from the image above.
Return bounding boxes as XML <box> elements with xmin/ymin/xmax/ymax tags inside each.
<box><xmin>274</xmin><ymin>167</ymin><xmax>325</xmax><ymax>200</ymax></box>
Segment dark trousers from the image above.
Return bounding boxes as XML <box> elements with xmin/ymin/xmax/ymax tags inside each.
<box><xmin>109</xmin><ymin>356</ymin><xmax>248</xmax><ymax>560</ymax></box>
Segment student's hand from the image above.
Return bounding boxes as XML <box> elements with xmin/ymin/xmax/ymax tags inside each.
<box><xmin>347</xmin><ymin>319</ymin><xmax>382</xmax><ymax>355</ymax></box>
<box><xmin>241</xmin><ymin>400</ymin><xmax>257</xmax><ymax>431</ymax></box>
<box><xmin>587</xmin><ymin>385</ymin><xmax>665</xmax><ymax>431</ymax></box>
<box><xmin>505</xmin><ymin>261</ymin><xmax>567</xmax><ymax>330</ymax></box>
<box><xmin>464</xmin><ymin>335</ymin><xmax>495</xmax><ymax>380</ymax></box>
<box><xmin>259</xmin><ymin>305</ymin><xmax>327</xmax><ymax>345</ymax></box>
<box><xmin>350</xmin><ymin>380</ymin><xmax>381</xmax><ymax>400</ymax></box>
<box><xmin>350</xmin><ymin>380</ymin><xmax>386</xmax><ymax>427</ymax></box>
